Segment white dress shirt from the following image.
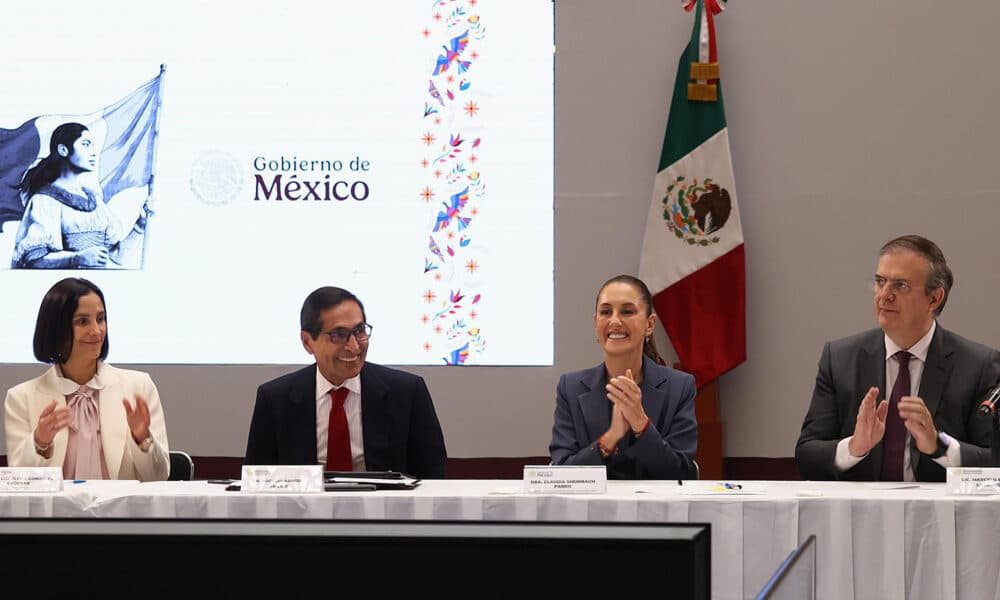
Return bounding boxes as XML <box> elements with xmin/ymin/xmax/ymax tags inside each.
<box><xmin>314</xmin><ymin>367</ymin><xmax>366</xmax><ymax>471</ymax></box>
<box><xmin>836</xmin><ymin>321</ymin><xmax>960</xmax><ymax>480</ymax></box>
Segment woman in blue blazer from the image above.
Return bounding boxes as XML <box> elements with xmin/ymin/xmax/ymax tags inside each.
<box><xmin>549</xmin><ymin>275</ymin><xmax>698</xmax><ymax>479</ymax></box>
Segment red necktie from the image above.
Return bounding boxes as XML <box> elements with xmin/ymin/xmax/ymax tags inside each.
<box><xmin>881</xmin><ymin>351</ymin><xmax>911</xmax><ymax>481</ymax></box>
<box><xmin>325</xmin><ymin>387</ymin><xmax>352</xmax><ymax>471</ymax></box>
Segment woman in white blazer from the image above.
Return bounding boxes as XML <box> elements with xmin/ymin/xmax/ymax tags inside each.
<box><xmin>4</xmin><ymin>278</ymin><xmax>169</xmax><ymax>480</ymax></box>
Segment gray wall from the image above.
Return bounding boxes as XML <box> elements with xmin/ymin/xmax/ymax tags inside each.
<box><xmin>4</xmin><ymin>1</ymin><xmax>1000</xmax><ymax>459</ymax></box>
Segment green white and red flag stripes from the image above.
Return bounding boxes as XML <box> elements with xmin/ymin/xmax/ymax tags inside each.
<box><xmin>638</xmin><ymin>0</ymin><xmax>744</xmax><ymax>388</ymax></box>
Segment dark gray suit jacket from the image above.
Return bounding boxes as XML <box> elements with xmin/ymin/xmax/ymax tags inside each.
<box><xmin>244</xmin><ymin>363</ymin><xmax>447</xmax><ymax>478</ymax></box>
<box><xmin>795</xmin><ymin>325</ymin><xmax>1000</xmax><ymax>481</ymax></box>
<box><xmin>549</xmin><ymin>356</ymin><xmax>698</xmax><ymax>479</ymax></box>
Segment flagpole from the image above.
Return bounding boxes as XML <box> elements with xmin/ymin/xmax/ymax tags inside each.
<box><xmin>139</xmin><ymin>64</ymin><xmax>166</xmax><ymax>268</ymax></box>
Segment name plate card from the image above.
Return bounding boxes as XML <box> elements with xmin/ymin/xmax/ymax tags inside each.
<box><xmin>946</xmin><ymin>467</ymin><xmax>1000</xmax><ymax>496</ymax></box>
<box><xmin>0</xmin><ymin>468</ymin><xmax>63</xmax><ymax>493</ymax></box>
<box><xmin>241</xmin><ymin>465</ymin><xmax>324</xmax><ymax>494</ymax></box>
<box><xmin>522</xmin><ymin>465</ymin><xmax>607</xmax><ymax>494</ymax></box>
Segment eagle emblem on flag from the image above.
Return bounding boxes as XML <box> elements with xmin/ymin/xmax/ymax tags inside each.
<box><xmin>661</xmin><ymin>175</ymin><xmax>732</xmax><ymax>246</ymax></box>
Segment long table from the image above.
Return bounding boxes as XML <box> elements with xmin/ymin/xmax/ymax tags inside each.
<box><xmin>3</xmin><ymin>479</ymin><xmax>999</xmax><ymax>600</ymax></box>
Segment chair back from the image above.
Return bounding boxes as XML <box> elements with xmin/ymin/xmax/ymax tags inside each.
<box><xmin>169</xmin><ymin>450</ymin><xmax>195</xmax><ymax>481</ymax></box>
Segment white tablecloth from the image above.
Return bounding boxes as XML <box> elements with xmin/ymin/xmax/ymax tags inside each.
<box><xmin>0</xmin><ymin>484</ymin><xmax>92</xmax><ymax>518</ymax></box>
<box><xmin>3</xmin><ymin>479</ymin><xmax>1000</xmax><ymax>600</ymax></box>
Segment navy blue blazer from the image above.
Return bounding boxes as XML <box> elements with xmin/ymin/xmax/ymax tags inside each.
<box><xmin>244</xmin><ymin>362</ymin><xmax>447</xmax><ymax>478</ymax></box>
<box><xmin>549</xmin><ymin>356</ymin><xmax>698</xmax><ymax>479</ymax></box>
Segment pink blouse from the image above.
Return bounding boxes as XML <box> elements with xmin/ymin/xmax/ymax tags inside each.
<box><xmin>62</xmin><ymin>385</ymin><xmax>110</xmax><ymax>480</ymax></box>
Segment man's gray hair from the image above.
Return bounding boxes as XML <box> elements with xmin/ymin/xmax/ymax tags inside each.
<box><xmin>879</xmin><ymin>234</ymin><xmax>953</xmax><ymax>315</ymax></box>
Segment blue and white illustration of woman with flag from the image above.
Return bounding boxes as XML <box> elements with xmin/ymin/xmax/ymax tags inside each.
<box><xmin>0</xmin><ymin>68</ymin><xmax>164</xmax><ymax>269</ymax></box>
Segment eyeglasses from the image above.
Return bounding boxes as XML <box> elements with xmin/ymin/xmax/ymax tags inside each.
<box><xmin>320</xmin><ymin>323</ymin><xmax>373</xmax><ymax>344</ymax></box>
<box><xmin>873</xmin><ymin>275</ymin><xmax>914</xmax><ymax>295</ymax></box>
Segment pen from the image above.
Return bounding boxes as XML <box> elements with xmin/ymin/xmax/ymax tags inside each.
<box><xmin>72</xmin><ymin>480</ymin><xmax>86</xmax><ymax>484</ymax></box>
<box><xmin>723</xmin><ymin>482</ymin><xmax>742</xmax><ymax>490</ymax></box>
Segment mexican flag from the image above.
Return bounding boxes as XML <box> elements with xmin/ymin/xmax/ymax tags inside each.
<box><xmin>638</xmin><ymin>0</ymin><xmax>745</xmax><ymax>387</ymax></box>
<box><xmin>0</xmin><ymin>72</ymin><xmax>163</xmax><ymax>226</ymax></box>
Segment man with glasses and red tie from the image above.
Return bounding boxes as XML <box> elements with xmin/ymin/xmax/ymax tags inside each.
<box><xmin>796</xmin><ymin>235</ymin><xmax>1000</xmax><ymax>481</ymax></box>
<box><xmin>244</xmin><ymin>286</ymin><xmax>447</xmax><ymax>477</ymax></box>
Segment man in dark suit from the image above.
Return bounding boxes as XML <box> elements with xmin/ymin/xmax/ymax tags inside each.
<box><xmin>244</xmin><ymin>287</ymin><xmax>447</xmax><ymax>478</ymax></box>
<box><xmin>796</xmin><ymin>235</ymin><xmax>1000</xmax><ymax>481</ymax></box>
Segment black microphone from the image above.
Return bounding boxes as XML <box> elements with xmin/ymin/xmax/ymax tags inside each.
<box><xmin>978</xmin><ymin>382</ymin><xmax>1000</xmax><ymax>416</ymax></box>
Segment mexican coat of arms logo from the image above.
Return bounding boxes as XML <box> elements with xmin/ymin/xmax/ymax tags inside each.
<box><xmin>662</xmin><ymin>176</ymin><xmax>732</xmax><ymax>246</ymax></box>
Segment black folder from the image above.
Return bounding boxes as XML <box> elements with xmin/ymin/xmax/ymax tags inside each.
<box><xmin>323</xmin><ymin>471</ymin><xmax>421</xmax><ymax>490</ymax></box>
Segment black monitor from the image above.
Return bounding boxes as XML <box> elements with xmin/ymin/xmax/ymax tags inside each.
<box><xmin>754</xmin><ymin>534</ymin><xmax>817</xmax><ymax>600</ymax></box>
<box><xmin>0</xmin><ymin>519</ymin><xmax>710</xmax><ymax>598</ymax></box>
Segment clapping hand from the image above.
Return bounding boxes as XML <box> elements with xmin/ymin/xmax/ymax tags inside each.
<box><xmin>898</xmin><ymin>396</ymin><xmax>938</xmax><ymax>455</ymax></box>
<box><xmin>33</xmin><ymin>399</ymin><xmax>72</xmax><ymax>447</ymax></box>
<box><xmin>848</xmin><ymin>387</ymin><xmax>887</xmax><ymax>457</ymax></box>
<box><xmin>123</xmin><ymin>395</ymin><xmax>151</xmax><ymax>444</ymax></box>
<box><xmin>607</xmin><ymin>369</ymin><xmax>649</xmax><ymax>433</ymax></box>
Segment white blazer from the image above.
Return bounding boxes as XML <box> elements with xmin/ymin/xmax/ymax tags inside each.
<box><xmin>4</xmin><ymin>362</ymin><xmax>170</xmax><ymax>481</ymax></box>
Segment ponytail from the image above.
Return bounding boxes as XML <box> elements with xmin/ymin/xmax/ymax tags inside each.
<box><xmin>17</xmin><ymin>155</ymin><xmax>63</xmax><ymax>201</ymax></box>
<box><xmin>643</xmin><ymin>334</ymin><xmax>667</xmax><ymax>367</ymax></box>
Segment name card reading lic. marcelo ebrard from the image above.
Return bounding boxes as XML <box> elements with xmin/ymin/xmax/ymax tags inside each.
<box><xmin>946</xmin><ymin>467</ymin><xmax>1000</xmax><ymax>496</ymax></box>
<box><xmin>522</xmin><ymin>465</ymin><xmax>607</xmax><ymax>494</ymax></box>
<box><xmin>0</xmin><ymin>468</ymin><xmax>63</xmax><ymax>493</ymax></box>
<box><xmin>241</xmin><ymin>465</ymin><xmax>324</xmax><ymax>494</ymax></box>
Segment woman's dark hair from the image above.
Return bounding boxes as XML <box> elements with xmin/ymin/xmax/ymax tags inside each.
<box><xmin>300</xmin><ymin>286</ymin><xmax>367</xmax><ymax>338</ymax></box>
<box><xmin>33</xmin><ymin>277</ymin><xmax>109</xmax><ymax>364</ymax></box>
<box><xmin>17</xmin><ymin>122</ymin><xmax>88</xmax><ymax>200</ymax></box>
<box><xmin>596</xmin><ymin>274</ymin><xmax>666</xmax><ymax>367</ymax></box>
